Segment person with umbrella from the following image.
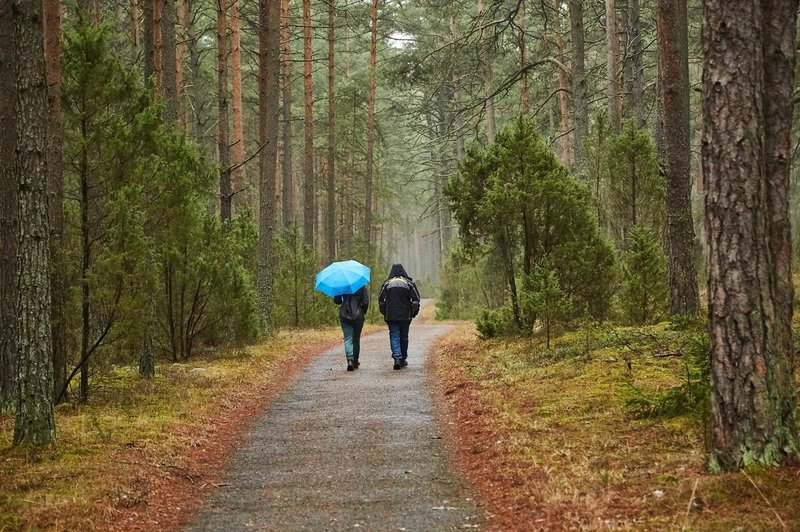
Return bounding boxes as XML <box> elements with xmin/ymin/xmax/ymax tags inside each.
<box><xmin>378</xmin><ymin>263</ymin><xmax>421</xmax><ymax>370</ymax></box>
<box><xmin>316</xmin><ymin>260</ymin><xmax>371</xmax><ymax>372</ymax></box>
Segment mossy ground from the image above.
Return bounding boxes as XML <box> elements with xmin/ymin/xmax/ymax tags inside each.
<box><xmin>430</xmin><ymin>322</ymin><xmax>800</xmax><ymax>531</ymax></box>
<box><xmin>0</xmin><ymin>327</ymin><xmax>370</xmax><ymax>530</ymax></box>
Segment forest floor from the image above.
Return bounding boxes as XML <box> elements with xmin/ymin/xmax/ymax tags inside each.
<box><xmin>2</xmin><ymin>307</ymin><xmax>799</xmax><ymax>530</ymax></box>
<box><xmin>429</xmin><ymin>322</ymin><xmax>800</xmax><ymax>530</ymax></box>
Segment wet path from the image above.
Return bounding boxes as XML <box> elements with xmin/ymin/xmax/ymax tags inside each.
<box><xmin>186</xmin><ymin>315</ymin><xmax>483</xmax><ymax>531</ymax></box>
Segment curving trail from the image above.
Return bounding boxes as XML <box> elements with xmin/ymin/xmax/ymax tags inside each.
<box><xmin>186</xmin><ymin>302</ymin><xmax>484</xmax><ymax>531</ymax></box>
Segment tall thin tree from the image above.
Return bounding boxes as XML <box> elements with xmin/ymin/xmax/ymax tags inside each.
<box><xmin>568</xmin><ymin>0</ymin><xmax>588</xmax><ymax>177</ymax></box>
<box><xmin>44</xmin><ymin>0</ymin><xmax>66</xmax><ymax>402</ymax></box>
<box><xmin>231</xmin><ymin>0</ymin><xmax>246</xmax><ymax>210</ymax></box>
<box><xmin>364</xmin><ymin>0</ymin><xmax>378</xmax><ymax>248</ymax></box>
<box><xmin>0</xmin><ymin>0</ymin><xmax>17</xmax><ymax>410</ymax></box>
<box><xmin>217</xmin><ymin>0</ymin><xmax>232</xmax><ymax>221</ymax></box>
<box><xmin>13</xmin><ymin>0</ymin><xmax>56</xmax><ymax>446</ymax></box>
<box><xmin>302</xmin><ymin>0</ymin><xmax>314</xmax><ymax>245</ymax></box>
<box><xmin>258</xmin><ymin>0</ymin><xmax>280</xmax><ymax>328</ymax></box>
<box><xmin>657</xmin><ymin>0</ymin><xmax>698</xmax><ymax>319</ymax></box>
<box><xmin>326</xmin><ymin>0</ymin><xmax>336</xmax><ymax>261</ymax></box>
<box><xmin>280</xmin><ymin>0</ymin><xmax>293</xmax><ymax>228</ymax></box>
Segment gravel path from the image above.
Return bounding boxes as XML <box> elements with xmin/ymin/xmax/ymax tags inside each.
<box><xmin>185</xmin><ymin>313</ymin><xmax>484</xmax><ymax>531</ymax></box>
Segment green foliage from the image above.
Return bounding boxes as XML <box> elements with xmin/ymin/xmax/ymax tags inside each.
<box><xmin>625</xmin><ymin>334</ymin><xmax>710</xmax><ymax>422</ymax></box>
<box><xmin>444</xmin><ymin>116</ymin><xmax>617</xmax><ymax>335</ymax></box>
<box><xmin>520</xmin><ymin>265</ymin><xmax>570</xmax><ymax>348</ymax></box>
<box><xmin>620</xmin><ymin>226</ymin><xmax>669</xmax><ymax>324</ymax></box>
<box><xmin>475</xmin><ymin>307</ymin><xmax>514</xmax><ymax>339</ymax></box>
<box><xmin>606</xmin><ymin>122</ymin><xmax>665</xmax><ymax>244</ymax></box>
<box><xmin>59</xmin><ymin>21</ymin><xmax>260</xmax><ymax>389</ymax></box>
<box><xmin>435</xmin><ymin>245</ymin><xmax>506</xmax><ymax>320</ymax></box>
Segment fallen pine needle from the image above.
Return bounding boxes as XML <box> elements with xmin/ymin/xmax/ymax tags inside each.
<box><xmin>742</xmin><ymin>470</ymin><xmax>786</xmax><ymax>530</ymax></box>
<box><xmin>681</xmin><ymin>478</ymin><xmax>698</xmax><ymax>531</ymax></box>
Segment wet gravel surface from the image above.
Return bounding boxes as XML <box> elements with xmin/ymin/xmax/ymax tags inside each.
<box><xmin>185</xmin><ymin>319</ymin><xmax>484</xmax><ymax>531</ymax></box>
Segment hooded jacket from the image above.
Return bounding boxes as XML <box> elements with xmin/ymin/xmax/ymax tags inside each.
<box><xmin>378</xmin><ymin>264</ymin><xmax>421</xmax><ymax>322</ymax></box>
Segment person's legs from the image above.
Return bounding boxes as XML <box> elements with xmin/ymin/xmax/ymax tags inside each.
<box><xmin>352</xmin><ymin>321</ymin><xmax>363</xmax><ymax>367</ymax></box>
<box><xmin>387</xmin><ymin>321</ymin><xmax>402</xmax><ymax>367</ymax></box>
<box><xmin>341</xmin><ymin>321</ymin><xmax>355</xmax><ymax>370</ymax></box>
<box><xmin>399</xmin><ymin>320</ymin><xmax>410</xmax><ymax>365</ymax></box>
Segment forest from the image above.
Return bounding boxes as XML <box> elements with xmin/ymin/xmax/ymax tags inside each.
<box><xmin>2</xmin><ymin>0</ymin><xmax>800</xmax><ymax>529</ymax></box>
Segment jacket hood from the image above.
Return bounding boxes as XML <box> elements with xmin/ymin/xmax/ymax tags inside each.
<box><xmin>388</xmin><ymin>263</ymin><xmax>411</xmax><ymax>280</ymax></box>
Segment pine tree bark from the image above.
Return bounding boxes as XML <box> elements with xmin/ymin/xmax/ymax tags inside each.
<box><xmin>217</xmin><ymin>0</ymin><xmax>232</xmax><ymax>221</ymax></box>
<box><xmin>606</xmin><ymin>0</ymin><xmax>622</xmax><ymax>131</ymax></box>
<box><xmin>132</xmin><ymin>0</ymin><xmax>141</xmax><ymax>64</ymax></box>
<box><xmin>553</xmin><ymin>1</ymin><xmax>571</xmax><ymax>167</ymax></box>
<box><xmin>302</xmin><ymin>0</ymin><xmax>314</xmax><ymax>245</ymax></box>
<box><xmin>622</xmin><ymin>0</ymin><xmax>646</xmax><ymax>128</ymax></box>
<box><xmin>657</xmin><ymin>0</ymin><xmax>698</xmax><ymax>319</ymax></box>
<box><xmin>326</xmin><ymin>0</ymin><xmax>336</xmax><ymax>261</ymax></box>
<box><xmin>231</xmin><ymin>0</ymin><xmax>246</xmax><ymax>210</ymax></box>
<box><xmin>153</xmin><ymin>0</ymin><xmax>162</xmax><ymax>91</ymax></box>
<box><xmin>280</xmin><ymin>0</ymin><xmax>293</xmax><ymax>228</ymax></box>
<box><xmin>478</xmin><ymin>0</ymin><xmax>496</xmax><ymax>142</ymax></box>
<box><xmin>517</xmin><ymin>0</ymin><xmax>529</xmax><ymax>115</ymax></box>
<box><xmin>176</xmin><ymin>0</ymin><xmax>187</xmax><ymax>128</ymax></box>
<box><xmin>703</xmin><ymin>0</ymin><xmax>800</xmax><ymax>470</ymax></box>
<box><xmin>13</xmin><ymin>0</ymin><xmax>55</xmax><ymax>446</ymax></box>
<box><xmin>258</xmin><ymin>0</ymin><xmax>280</xmax><ymax>328</ymax></box>
<box><xmin>161</xmin><ymin>0</ymin><xmax>178</xmax><ymax>122</ymax></box>
<box><xmin>569</xmin><ymin>0</ymin><xmax>588</xmax><ymax>177</ymax></box>
<box><xmin>143</xmin><ymin>0</ymin><xmax>155</xmax><ymax>87</ymax></box>
<box><xmin>364</xmin><ymin>0</ymin><xmax>378</xmax><ymax>249</ymax></box>
<box><xmin>0</xmin><ymin>0</ymin><xmax>17</xmax><ymax>410</ymax></box>
<box><xmin>44</xmin><ymin>0</ymin><xmax>66</xmax><ymax>403</ymax></box>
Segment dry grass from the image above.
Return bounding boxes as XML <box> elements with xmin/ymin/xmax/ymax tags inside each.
<box><xmin>430</xmin><ymin>324</ymin><xmax>800</xmax><ymax>531</ymax></box>
<box><xmin>0</xmin><ymin>328</ymin><xmax>347</xmax><ymax>531</ymax></box>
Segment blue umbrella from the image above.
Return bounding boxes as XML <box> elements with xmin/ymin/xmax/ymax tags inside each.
<box><xmin>315</xmin><ymin>260</ymin><xmax>371</xmax><ymax>297</ymax></box>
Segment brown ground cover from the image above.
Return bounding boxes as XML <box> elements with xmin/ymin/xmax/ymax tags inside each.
<box><xmin>0</xmin><ymin>327</ymin><xmax>381</xmax><ymax>531</ymax></box>
<box><xmin>428</xmin><ymin>324</ymin><xmax>800</xmax><ymax>531</ymax></box>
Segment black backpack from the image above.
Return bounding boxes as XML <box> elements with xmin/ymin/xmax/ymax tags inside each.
<box><xmin>339</xmin><ymin>293</ymin><xmax>365</xmax><ymax>324</ymax></box>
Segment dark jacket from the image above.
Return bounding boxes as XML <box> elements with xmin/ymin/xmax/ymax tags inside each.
<box><xmin>378</xmin><ymin>264</ymin><xmax>421</xmax><ymax>322</ymax></box>
<box><xmin>334</xmin><ymin>286</ymin><xmax>369</xmax><ymax>324</ymax></box>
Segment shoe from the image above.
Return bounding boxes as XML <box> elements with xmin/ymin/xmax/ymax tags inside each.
<box><xmin>352</xmin><ymin>360</ymin><xmax>360</xmax><ymax>369</ymax></box>
<box><xmin>347</xmin><ymin>361</ymin><xmax>355</xmax><ymax>371</ymax></box>
<box><xmin>393</xmin><ymin>362</ymin><xmax>401</xmax><ymax>370</ymax></box>
<box><xmin>400</xmin><ymin>360</ymin><xmax>408</xmax><ymax>368</ymax></box>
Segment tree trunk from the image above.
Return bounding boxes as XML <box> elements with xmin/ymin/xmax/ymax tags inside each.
<box><xmin>143</xmin><ymin>0</ymin><xmax>155</xmax><ymax>87</ymax></box>
<box><xmin>326</xmin><ymin>0</ymin><xmax>336</xmax><ymax>261</ymax></box>
<box><xmin>0</xmin><ymin>0</ymin><xmax>17</xmax><ymax>410</ymax></box>
<box><xmin>153</xmin><ymin>0</ymin><xmax>162</xmax><ymax>91</ymax></box>
<box><xmin>258</xmin><ymin>0</ymin><xmax>280</xmax><ymax>328</ymax></box>
<box><xmin>364</xmin><ymin>0</ymin><xmax>378</xmax><ymax>249</ymax></box>
<box><xmin>478</xmin><ymin>0</ymin><xmax>496</xmax><ymax>142</ymax></box>
<box><xmin>568</xmin><ymin>0</ymin><xmax>588</xmax><ymax>177</ymax></box>
<box><xmin>703</xmin><ymin>0</ymin><xmax>800</xmax><ymax>470</ymax></box>
<box><xmin>657</xmin><ymin>0</ymin><xmax>699</xmax><ymax>319</ymax></box>
<box><xmin>280</xmin><ymin>0</ymin><xmax>293</xmax><ymax>228</ymax></box>
<box><xmin>606</xmin><ymin>0</ymin><xmax>622</xmax><ymax>131</ymax></box>
<box><xmin>622</xmin><ymin>0</ymin><xmax>646</xmax><ymax>128</ymax></box>
<box><xmin>161</xmin><ymin>0</ymin><xmax>178</xmax><ymax>122</ymax></box>
<box><xmin>217</xmin><ymin>0</ymin><xmax>232</xmax><ymax>222</ymax></box>
<box><xmin>762</xmin><ymin>0</ymin><xmax>799</xmax><ymax>462</ymax></box>
<box><xmin>44</xmin><ymin>0</ymin><xmax>66</xmax><ymax>403</ymax></box>
<box><xmin>176</xmin><ymin>0</ymin><xmax>187</xmax><ymax>128</ymax></box>
<box><xmin>13</xmin><ymin>0</ymin><xmax>55</xmax><ymax>446</ymax></box>
<box><xmin>132</xmin><ymin>0</ymin><xmax>140</xmax><ymax>65</ymax></box>
<box><xmin>553</xmin><ymin>1</ymin><xmax>571</xmax><ymax>167</ymax></box>
<box><xmin>230</xmin><ymin>0</ymin><xmax>246</xmax><ymax>211</ymax></box>
<box><xmin>517</xmin><ymin>0</ymin><xmax>529</xmax><ymax>115</ymax></box>
<box><xmin>302</xmin><ymin>0</ymin><xmax>314</xmax><ymax>245</ymax></box>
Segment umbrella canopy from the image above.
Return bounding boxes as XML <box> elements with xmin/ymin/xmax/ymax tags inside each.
<box><xmin>315</xmin><ymin>260</ymin><xmax>371</xmax><ymax>297</ymax></box>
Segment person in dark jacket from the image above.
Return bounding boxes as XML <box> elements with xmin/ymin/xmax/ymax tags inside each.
<box><xmin>378</xmin><ymin>264</ymin><xmax>421</xmax><ymax>370</ymax></box>
<box><xmin>333</xmin><ymin>285</ymin><xmax>369</xmax><ymax>371</ymax></box>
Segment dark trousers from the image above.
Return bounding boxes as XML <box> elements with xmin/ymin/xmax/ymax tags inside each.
<box><xmin>387</xmin><ymin>320</ymin><xmax>410</xmax><ymax>361</ymax></box>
